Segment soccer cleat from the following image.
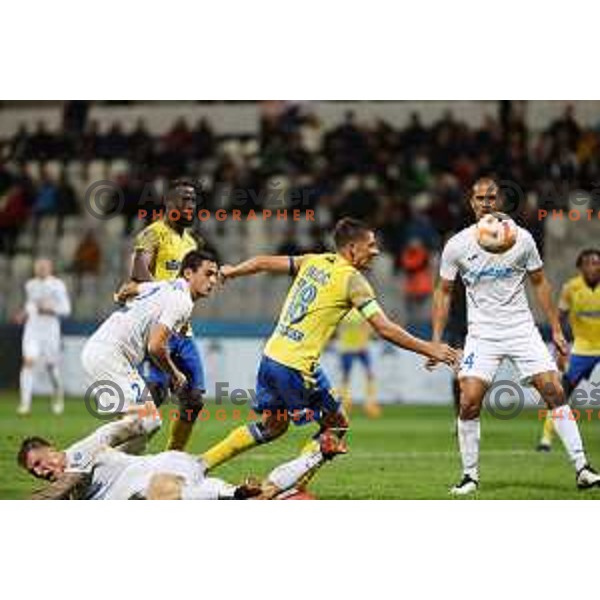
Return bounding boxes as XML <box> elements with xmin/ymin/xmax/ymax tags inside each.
<box><xmin>51</xmin><ymin>402</ymin><xmax>64</xmax><ymax>416</ymax></box>
<box><xmin>576</xmin><ymin>465</ymin><xmax>600</xmax><ymax>489</ymax></box>
<box><xmin>450</xmin><ymin>474</ymin><xmax>479</xmax><ymax>496</ymax></box>
<box><xmin>536</xmin><ymin>441</ymin><xmax>552</xmax><ymax>453</ymax></box>
<box><xmin>17</xmin><ymin>406</ymin><xmax>30</xmax><ymax>416</ymax></box>
<box><xmin>364</xmin><ymin>402</ymin><xmax>382</xmax><ymax>419</ymax></box>
<box><xmin>318</xmin><ymin>430</ymin><xmax>348</xmax><ymax>460</ymax></box>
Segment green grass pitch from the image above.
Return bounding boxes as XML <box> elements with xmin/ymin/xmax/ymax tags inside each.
<box><xmin>2</xmin><ymin>391</ymin><xmax>600</xmax><ymax>499</ymax></box>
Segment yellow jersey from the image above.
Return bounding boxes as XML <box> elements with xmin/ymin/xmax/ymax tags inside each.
<box><xmin>264</xmin><ymin>253</ymin><xmax>381</xmax><ymax>375</ymax></box>
<box><xmin>338</xmin><ymin>309</ymin><xmax>371</xmax><ymax>352</ymax></box>
<box><xmin>559</xmin><ymin>275</ymin><xmax>600</xmax><ymax>355</ymax></box>
<box><xmin>134</xmin><ymin>220</ymin><xmax>199</xmax><ymax>281</ymax></box>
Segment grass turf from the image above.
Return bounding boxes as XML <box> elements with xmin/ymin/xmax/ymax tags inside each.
<box><xmin>2</xmin><ymin>391</ymin><xmax>600</xmax><ymax>499</ymax></box>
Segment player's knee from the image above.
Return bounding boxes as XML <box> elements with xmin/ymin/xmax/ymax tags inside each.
<box><xmin>459</xmin><ymin>399</ymin><xmax>481</xmax><ymax>420</ymax></box>
<box><xmin>177</xmin><ymin>388</ymin><xmax>204</xmax><ymax>423</ymax></box>
<box><xmin>22</xmin><ymin>358</ymin><xmax>35</xmax><ymax>369</ymax></box>
<box><xmin>541</xmin><ymin>382</ymin><xmax>566</xmax><ymax>409</ymax></box>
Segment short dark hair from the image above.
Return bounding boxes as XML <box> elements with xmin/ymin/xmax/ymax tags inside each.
<box><xmin>17</xmin><ymin>436</ymin><xmax>51</xmax><ymax>469</ymax></box>
<box><xmin>178</xmin><ymin>249</ymin><xmax>218</xmax><ymax>276</ymax></box>
<box><xmin>165</xmin><ymin>178</ymin><xmax>203</xmax><ymax>204</ymax></box>
<box><xmin>333</xmin><ymin>218</ymin><xmax>372</xmax><ymax>250</ymax></box>
<box><xmin>576</xmin><ymin>249</ymin><xmax>600</xmax><ymax>268</ymax></box>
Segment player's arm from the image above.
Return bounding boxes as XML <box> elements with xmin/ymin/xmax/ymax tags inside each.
<box><xmin>348</xmin><ymin>273</ymin><xmax>456</xmax><ymax>365</ymax></box>
<box><xmin>30</xmin><ymin>472</ymin><xmax>89</xmax><ymax>500</ymax></box>
<box><xmin>528</xmin><ymin>268</ymin><xmax>568</xmax><ymax>355</ymax></box>
<box><xmin>432</xmin><ymin>277</ymin><xmax>455</xmax><ymax>344</ymax></box>
<box><xmin>147</xmin><ymin>324</ymin><xmax>187</xmax><ymax>390</ymax></box>
<box><xmin>220</xmin><ymin>255</ymin><xmax>306</xmax><ymax>279</ymax></box>
<box><xmin>131</xmin><ymin>227</ymin><xmax>159</xmax><ymax>282</ymax></box>
<box><xmin>53</xmin><ymin>281</ymin><xmax>71</xmax><ymax>317</ymax></box>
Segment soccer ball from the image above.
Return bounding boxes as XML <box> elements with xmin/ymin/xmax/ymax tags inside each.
<box><xmin>476</xmin><ymin>212</ymin><xmax>517</xmax><ymax>253</ymax></box>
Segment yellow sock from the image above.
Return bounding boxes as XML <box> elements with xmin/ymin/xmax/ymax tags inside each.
<box><xmin>541</xmin><ymin>412</ymin><xmax>555</xmax><ymax>445</ymax></box>
<box><xmin>341</xmin><ymin>382</ymin><xmax>352</xmax><ymax>413</ymax></box>
<box><xmin>166</xmin><ymin>419</ymin><xmax>195</xmax><ymax>451</ymax></box>
<box><xmin>201</xmin><ymin>425</ymin><xmax>258</xmax><ymax>470</ymax></box>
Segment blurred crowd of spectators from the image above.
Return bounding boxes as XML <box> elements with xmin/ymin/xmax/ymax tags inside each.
<box><xmin>1</xmin><ymin>102</ymin><xmax>599</xmax><ymax>308</ymax></box>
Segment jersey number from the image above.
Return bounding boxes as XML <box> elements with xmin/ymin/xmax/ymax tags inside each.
<box><xmin>285</xmin><ymin>278</ymin><xmax>317</xmax><ymax>325</ymax></box>
<box><xmin>463</xmin><ymin>352</ymin><xmax>475</xmax><ymax>370</ymax></box>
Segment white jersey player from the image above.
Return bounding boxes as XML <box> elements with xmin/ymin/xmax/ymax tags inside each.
<box><xmin>17</xmin><ymin>411</ymin><xmax>341</xmax><ymax>500</ymax></box>
<box><xmin>431</xmin><ymin>177</ymin><xmax>600</xmax><ymax>494</ymax></box>
<box><xmin>81</xmin><ymin>250</ymin><xmax>218</xmax><ymax>415</ymax></box>
<box><xmin>18</xmin><ymin>259</ymin><xmax>71</xmax><ymax>416</ymax></box>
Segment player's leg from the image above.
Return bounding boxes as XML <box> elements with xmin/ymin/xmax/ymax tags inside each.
<box><xmin>44</xmin><ymin>335</ymin><xmax>64</xmax><ymax>415</ymax></box>
<box><xmin>451</xmin><ymin>376</ymin><xmax>487</xmax><ymax>495</ymax></box>
<box><xmin>530</xmin><ymin>370</ymin><xmax>600</xmax><ymax>488</ymax></box>
<box><xmin>19</xmin><ymin>333</ymin><xmax>39</xmax><ymax>415</ymax></box>
<box><xmin>200</xmin><ymin>355</ymin><xmax>291</xmax><ymax>471</ymax></box>
<box><xmin>360</xmin><ymin>350</ymin><xmax>381</xmax><ymax>418</ymax></box>
<box><xmin>518</xmin><ymin>332</ymin><xmax>600</xmax><ymax>487</ymax></box>
<box><xmin>339</xmin><ymin>352</ymin><xmax>353</xmax><ymax>414</ymax></box>
<box><xmin>536</xmin><ymin>354</ymin><xmax>593</xmax><ymax>451</ymax></box>
<box><xmin>261</xmin><ymin>429</ymin><xmax>348</xmax><ymax>499</ymax></box>
<box><xmin>288</xmin><ymin>366</ymin><xmax>349</xmax><ymax>491</ymax></box>
<box><xmin>451</xmin><ymin>336</ymin><xmax>498</xmax><ymax>495</ymax></box>
<box><xmin>165</xmin><ymin>335</ymin><xmax>206</xmax><ymax>451</ymax></box>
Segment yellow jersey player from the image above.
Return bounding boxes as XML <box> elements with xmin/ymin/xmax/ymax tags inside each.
<box><xmin>537</xmin><ymin>249</ymin><xmax>600</xmax><ymax>451</ymax></box>
<box><xmin>129</xmin><ymin>179</ymin><xmax>205</xmax><ymax>451</ymax></box>
<box><xmin>337</xmin><ymin>309</ymin><xmax>380</xmax><ymax>418</ymax></box>
<box><xmin>200</xmin><ymin>218</ymin><xmax>457</xmax><ymax>479</ymax></box>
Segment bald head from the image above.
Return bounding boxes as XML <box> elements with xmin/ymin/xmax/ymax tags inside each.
<box><xmin>470</xmin><ymin>177</ymin><xmax>500</xmax><ymax>220</ymax></box>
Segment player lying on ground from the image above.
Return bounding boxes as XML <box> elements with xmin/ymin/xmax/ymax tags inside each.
<box><xmin>130</xmin><ymin>179</ymin><xmax>207</xmax><ymax>451</ymax></box>
<box><xmin>199</xmin><ymin>217</ymin><xmax>457</xmax><ymax>479</ymax></box>
<box><xmin>16</xmin><ymin>411</ymin><xmax>345</xmax><ymax>499</ymax></box>
<box><xmin>16</xmin><ymin>258</ymin><xmax>71</xmax><ymax>416</ymax></box>
<box><xmin>430</xmin><ymin>177</ymin><xmax>600</xmax><ymax>494</ymax></box>
<box><xmin>537</xmin><ymin>248</ymin><xmax>600</xmax><ymax>451</ymax></box>
<box><xmin>84</xmin><ymin>250</ymin><xmax>218</xmax><ymax>419</ymax></box>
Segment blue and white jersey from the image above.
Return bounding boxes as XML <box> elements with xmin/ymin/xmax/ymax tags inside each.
<box><xmin>89</xmin><ymin>279</ymin><xmax>193</xmax><ymax>364</ymax></box>
<box><xmin>440</xmin><ymin>225</ymin><xmax>543</xmax><ymax>339</ymax></box>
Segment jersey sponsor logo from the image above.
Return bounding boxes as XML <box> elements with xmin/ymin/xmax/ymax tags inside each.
<box><xmin>464</xmin><ymin>265</ymin><xmax>514</xmax><ymax>284</ymax></box>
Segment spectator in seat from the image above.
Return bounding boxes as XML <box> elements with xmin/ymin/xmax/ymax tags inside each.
<box><xmin>399</xmin><ymin>238</ymin><xmax>433</xmax><ymax>323</ymax></box>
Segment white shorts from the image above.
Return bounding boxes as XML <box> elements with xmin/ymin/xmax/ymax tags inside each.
<box><xmin>104</xmin><ymin>451</ymin><xmax>212</xmax><ymax>500</ymax></box>
<box><xmin>81</xmin><ymin>340</ymin><xmax>146</xmax><ymax>414</ymax></box>
<box><xmin>459</xmin><ymin>327</ymin><xmax>557</xmax><ymax>384</ymax></box>
<box><xmin>22</xmin><ymin>330</ymin><xmax>61</xmax><ymax>365</ymax></box>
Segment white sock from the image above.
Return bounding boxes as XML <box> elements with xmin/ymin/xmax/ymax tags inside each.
<box><xmin>48</xmin><ymin>364</ymin><xmax>64</xmax><ymax>408</ymax></box>
<box><xmin>457</xmin><ymin>418</ymin><xmax>480</xmax><ymax>480</ymax></box>
<box><xmin>267</xmin><ymin>451</ymin><xmax>324</xmax><ymax>492</ymax></box>
<box><xmin>552</xmin><ymin>405</ymin><xmax>587</xmax><ymax>471</ymax></box>
<box><xmin>19</xmin><ymin>366</ymin><xmax>34</xmax><ymax>412</ymax></box>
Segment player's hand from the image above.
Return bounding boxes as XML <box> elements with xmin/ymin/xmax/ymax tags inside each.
<box><xmin>171</xmin><ymin>369</ymin><xmax>188</xmax><ymax>392</ymax></box>
<box><xmin>556</xmin><ymin>349</ymin><xmax>569</xmax><ymax>373</ymax></box>
<box><xmin>425</xmin><ymin>357</ymin><xmax>439</xmax><ymax>371</ymax></box>
<box><xmin>12</xmin><ymin>310</ymin><xmax>27</xmax><ymax>325</ymax></box>
<box><xmin>552</xmin><ymin>327</ymin><xmax>568</xmax><ymax>357</ymax></box>
<box><xmin>114</xmin><ymin>281</ymin><xmax>139</xmax><ymax>305</ymax></box>
<box><xmin>219</xmin><ymin>265</ymin><xmax>236</xmax><ymax>280</ymax></box>
<box><xmin>37</xmin><ymin>305</ymin><xmax>56</xmax><ymax>316</ymax></box>
<box><xmin>427</xmin><ymin>342</ymin><xmax>458</xmax><ymax>368</ymax></box>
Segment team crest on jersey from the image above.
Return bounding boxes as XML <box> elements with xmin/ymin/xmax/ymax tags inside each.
<box><xmin>165</xmin><ymin>259</ymin><xmax>181</xmax><ymax>271</ymax></box>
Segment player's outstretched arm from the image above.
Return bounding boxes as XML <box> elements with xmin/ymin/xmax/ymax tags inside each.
<box><xmin>221</xmin><ymin>255</ymin><xmax>305</xmax><ymax>279</ymax></box>
<box><xmin>367</xmin><ymin>311</ymin><xmax>457</xmax><ymax>366</ymax></box>
<box><xmin>529</xmin><ymin>268</ymin><xmax>568</xmax><ymax>355</ymax></box>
